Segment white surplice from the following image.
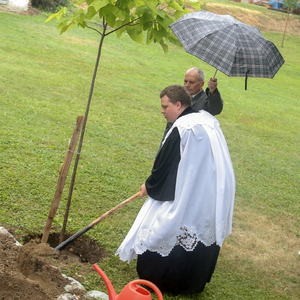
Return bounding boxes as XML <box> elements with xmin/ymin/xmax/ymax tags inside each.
<box><xmin>116</xmin><ymin>110</ymin><xmax>235</xmax><ymax>263</ymax></box>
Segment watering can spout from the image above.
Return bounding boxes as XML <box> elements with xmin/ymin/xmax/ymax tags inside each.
<box><xmin>93</xmin><ymin>264</ymin><xmax>118</xmax><ymax>300</ymax></box>
<box><xmin>93</xmin><ymin>264</ymin><xmax>164</xmax><ymax>300</ymax></box>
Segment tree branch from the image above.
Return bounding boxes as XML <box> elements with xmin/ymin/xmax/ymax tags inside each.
<box><xmin>86</xmin><ymin>24</ymin><xmax>103</xmax><ymax>36</ymax></box>
<box><xmin>105</xmin><ymin>17</ymin><xmax>140</xmax><ymax>36</ymax></box>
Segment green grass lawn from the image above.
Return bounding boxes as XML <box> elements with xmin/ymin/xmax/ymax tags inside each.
<box><xmin>0</xmin><ymin>3</ymin><xmax>300</xmax><ymax>299</ymax></box>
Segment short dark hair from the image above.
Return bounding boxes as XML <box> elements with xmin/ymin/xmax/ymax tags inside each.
<box><xmin>160</xmin><ymin>84</ymin><xmax>191</xmax><ymax>107</ymax></box>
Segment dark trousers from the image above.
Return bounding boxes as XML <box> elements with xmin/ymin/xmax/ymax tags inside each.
<box><xmin>137</xmin><ymin>242</ymin><xmax>220</xmax><ymax>295</ymax></box>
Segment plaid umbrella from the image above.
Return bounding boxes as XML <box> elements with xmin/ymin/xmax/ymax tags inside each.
<box><xmin>169</xmin><ymin>10</ymin><xmax>285</xmax><ymax>89</ymax></box>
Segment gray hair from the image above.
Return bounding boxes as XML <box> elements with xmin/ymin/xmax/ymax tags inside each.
<box><xmin>187</xmin><ymin>67</ymin><xmax>205</xmax><ymax>82</ymax></box>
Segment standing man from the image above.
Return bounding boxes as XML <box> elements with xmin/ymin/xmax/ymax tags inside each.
<box><xmin>184</xmin><ymin>67</ymin><xmax>223</xmax><ymax>114</ymax></box>
<box><xmin>162</xmin><ymin>67</ymin><xmax>223</xmax><ymax>138</ymax></box>
<box><xmin>116</xmin><ymin>84</ymin><xmax>235</xmax><ymax>295</ymax></box>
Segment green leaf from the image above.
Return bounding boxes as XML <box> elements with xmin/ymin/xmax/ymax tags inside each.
<box><xmin>99</xmin><ymin>4</ymin><xmax>119</xmax><ymax>18</ymax></box>
<box><xmin>78</xmin><ymin>21</ymin><xmax>87</xmax><ymax>29</ymax></box>
<box><xmin>168</xmin><ymin>1</ymin><xmax>184</xmax><ymax>11</ymax></box>
<box><xmin>46</xmin><ymin>0</ymin><xmax>186</xmax><ymax>53</ymax></box>
<box><xmin>145</xmin><ymin>1</ymin><xmax>158</xmax><ymax>14</ymax></box>
<box><xmin>106</xmin><ymin>12</ymin><xmax>116</xmax><ymax>27</ymax></box>
<box><xmin>56</xmin><ymin>7</ymin><xmax>68</xmax><ymax>21</ymax></box>
<box><xmin>75</xmin><ymin>8</ymin><xmax>85</xmax><ymax>14</ymax></box>
<box><xmin>59</xmin><ymin>24</ymin><xmax>69</xmax><ymax>34</ymax></box>
<box><xmin>77</xmin><ymin>12</ymin><xmax>86</xmax><ymax>24</ymax></box>
<box><xmin>156</xmin><ymin>14</ymin><xmax>172</xmax><ymax>30</ymax></box>
<box><xmin>140</xmin><ymin>11</ymin><xmax>153</xmax><ymax>24</ymax></box>
<box><xmin>45</xmin><ymin>7</ymin><xmax>68</xmax><ymax>23</ymax></box>
<box><xmin>86</xmin><ymin>6</ymin><xmax>97</xmax><ymax>20</ymax></box>
<box><xmin>188</xmin><ymin>1</ymin><xmax>201</xmax><ymax>11</ymax></box>
<box><xmin>135</xmin><ymin>22</ymin><xmax>145</xmax><ymax>32</ymax></box>
<box><xmin>114</xmin><ymin>19</ymin><xmax>127</xmax><ymax>37</ymax></box>
<box><xmin>174</xmin><ymin>9</ymin><xmax>185</xmax><ymax>19</ymax></box>
<box><xmin>57</xmin><ymin>19</ymin><xmax>75</xmax><ymax>34</ymax></box>
<box><xmin>135</xmin><ymin>5</ymin><xmax>150</xmax><ymax>15</ymax></box>
<box><xmin>160</xmin><ymin>39</ymin><xmax>168</xmax><ymax>53</ymax></box>
<box><xmin>142</xmin><ymin>21</ymin><xmax>151</xmax><ymax>31</ymax></box>
<box><xmin>146</xmin><ymin>27</ymin><xmax>154</xmax><ymax>45</ymax></box>
<box><xmin>126</xmin><ymin>0</ymin><xmax>135</xmax><ymax>9</ymax></box>
<box><xmin>115</xmin><ymin>25</ymin><xmax>126</xmax><ymax>37</ymax></box>
<box><xmin>75</xmin><ymin>0</ymin><xmax>87</xmax><ymax>5</ymax></box>
<box><xmin>115</xmin><ymin>8</ymin><xmax>127</xmax><ymax>19</ymax></box>
<box><xmin>157</xmin><ymin>9</ymin><xmax>166</xmax><ymax>18</ymax></box>
<box><xmin>92</xmin><ymin>0</ymin><xmax>110</xmax><ymax>12</ymax></box>
<box><xmin>67</xmin><ymin>22</ymin><xmax>75</xmax><ymax>30</ymax></box>
<box><xmin>57</xmin><ymin>20</ymin><xmax>68</xmax><ymax>30</ymax></box>
<box><xmin>45</xmin><ymin>12</ymin><xmax>59</xmax><ymax>23</ymax></box>
<box><xmin>126</xmin><ymin>28</ymin><xmax>144</xmax><ymax>44</ymax></box>
<box><xmin>153</xmin><ymin>27</ymin><xmax>165</xmax><ymax>42</ymax></box>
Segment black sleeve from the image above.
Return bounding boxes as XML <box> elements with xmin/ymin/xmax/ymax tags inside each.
<box><xmin>156</xmin><ymin>121</ymin><xmax>173</xmax><ymax>157</ymax></box>
<box><xmin>204</xmin><ymin>88</ymin><xmax>224</xmax><ymax>116</ymax></box>
<box><xmin>146</xmin><ymin>127</ymin><xmax>181</xmax><ymax>201</ymax></box>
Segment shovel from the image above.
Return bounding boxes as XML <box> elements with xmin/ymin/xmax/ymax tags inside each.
<box><xmin>54</xmin><ymin>192</ymin><xmax>140</xmax><ymax>253</ymax></box>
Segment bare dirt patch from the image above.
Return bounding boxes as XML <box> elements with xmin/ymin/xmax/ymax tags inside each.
<box><xmin>196</xmin><ymin>3</ymin><xmax>300</xmax><ymax>35</ymax></box>
<box><xmin>0</xmin><ymin>228</ymin><xmax>108</xmax><ymax>300</ymax></box>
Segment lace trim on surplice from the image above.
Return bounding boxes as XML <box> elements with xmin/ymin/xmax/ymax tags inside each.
<box><xmin>134</xmin><ymin>225</ymin><xmax>219</xmax><ymax>256</ymax></box>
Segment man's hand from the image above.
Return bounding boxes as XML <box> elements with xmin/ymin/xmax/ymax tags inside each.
<box><xmin>208</xmin><ymin>77</ymin><xmax>218</xmax><ymax>95</ymax></box>
<box><xmin>139</xmin><ymin>183</ymin><xmax>148</xmax><ymax>198</ymax></box>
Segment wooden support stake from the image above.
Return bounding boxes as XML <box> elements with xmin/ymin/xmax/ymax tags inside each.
<box><xmin>41</xmin><ymin>116</ymin><xmax>84</xmax><ymax>243</ymax></box>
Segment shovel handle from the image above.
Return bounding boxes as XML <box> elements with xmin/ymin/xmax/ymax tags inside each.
<box><xmin>89</xmin><ymin>192</ymin><xmax>140</xmax><ymax>227</ymax></box>
<box><xmin>54</xmin><ymin>192</ymin><xmax>140</xmax><ymax>253</ymax></box>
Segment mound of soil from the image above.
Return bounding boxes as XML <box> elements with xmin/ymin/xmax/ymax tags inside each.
<box><xmin>0</xmin><ymin>228</ymin><xmax>107</xmax><ymax>300</ymax></box>
<box><xmin>1</xmin><ymin>235</ymin><xmax>67</xmax><ymax>299</ymax></box>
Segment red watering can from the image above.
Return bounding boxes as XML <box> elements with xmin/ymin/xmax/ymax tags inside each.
<box><xmin>93</xmin><ymin>264</ymin><xmax>164</xmax><ymax>300</ymax></box>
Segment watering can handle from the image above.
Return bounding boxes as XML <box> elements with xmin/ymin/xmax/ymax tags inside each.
<box><xmin>129</xmin><ymin>279</ymin><xmax>164</xmax><ymax>300</ymax></box>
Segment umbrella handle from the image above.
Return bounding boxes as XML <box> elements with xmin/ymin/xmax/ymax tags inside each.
<box><xmin>213</xmin><ymin>69</ymin><xmax>218</xmax><ymax>78</ymax></box>
<box><xmin>245</xmin><ymin>69</ymin><xmax>250</xmax><ymax>90</ymax></box>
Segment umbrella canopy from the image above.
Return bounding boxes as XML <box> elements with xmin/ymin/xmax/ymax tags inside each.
<box><xmin>169</xmin><ymin>10</ymin><xmax>284</xmax><ymax>89</ymax></box>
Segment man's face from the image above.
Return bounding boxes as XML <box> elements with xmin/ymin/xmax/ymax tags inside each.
<box><xmin>184</xmin><ymin>69</ymin><xmax>204</xmax><ymax>96</ymax></box>
<box><xmin>161</xmin><ymin>95</ymin><xmax>181</xmax><ymax>123</ymax></box>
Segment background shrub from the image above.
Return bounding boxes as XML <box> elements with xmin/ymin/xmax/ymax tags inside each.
<box><xmin>31</xmin><ymin>0</ymin><xmax>69</xmax><ymax>12</ymax></box>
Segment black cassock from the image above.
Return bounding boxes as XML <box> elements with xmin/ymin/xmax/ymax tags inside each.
<box><xmin>116</xmin><ymin>109</ymin><xmax>235</xmax><ymax>295</ymax></box>
<box><xmin>138</xmin><ymin>108</ymin><xmax>220</xmax><ymax>294</ymax></box>
<box><xmin>137</xmin><ymin>241</ymin><xmax>220</xmax><ymax>295</ymax></box>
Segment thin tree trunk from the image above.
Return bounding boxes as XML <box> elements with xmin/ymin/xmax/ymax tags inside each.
<box><xmin>59</xmin><ymin>22</ymin><xmax>108</xmax><ymax>244</ymax></box>
<box><xmin>281</xmin><ymin>12</ymin><xmax>289</xmax><ymax>48</ymax></box>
